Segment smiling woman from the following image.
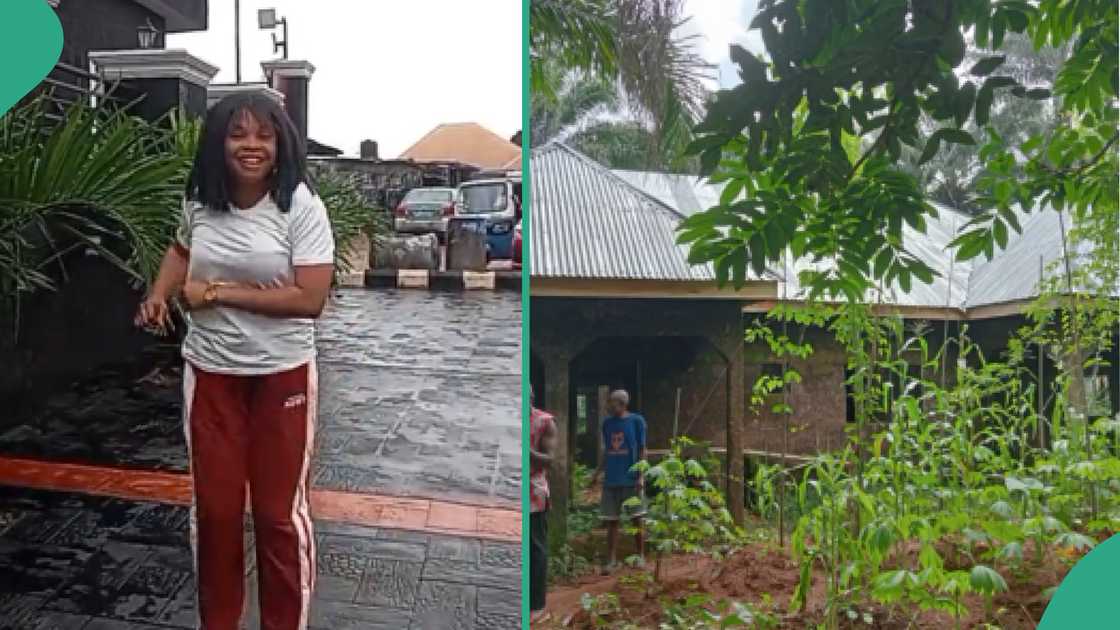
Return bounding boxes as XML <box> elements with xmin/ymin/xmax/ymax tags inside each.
<box><xmin>136</xmin><ymin>92</ymin><xmax>334</xmax><ymax>629</ymax></box>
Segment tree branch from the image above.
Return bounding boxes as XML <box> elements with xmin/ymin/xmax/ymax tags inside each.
<box><xmin>1073</xmin><ymin>131</ymin><xmax>1119</xmax><ymax>175</ymax></box>
<box><xmin>850</xmin><ymin>99</ymin><xmax>898</xmax><ymax>181</ymax></box>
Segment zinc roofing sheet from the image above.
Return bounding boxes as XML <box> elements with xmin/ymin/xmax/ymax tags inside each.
<box><xmin>536</xmin><ymin>144</ymin><xmax>1108</xmax><ymax>310</ymax></box>
<box><xmin>530</xmin><ymin>143</ymin><xmax>716</xmax><ymax>281</ymax></box>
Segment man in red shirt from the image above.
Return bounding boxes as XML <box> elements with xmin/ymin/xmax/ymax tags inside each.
<box><xmin>529</xmin><ymin>387</ymin><xmax>557</xmax><ymax>623</ymax></box>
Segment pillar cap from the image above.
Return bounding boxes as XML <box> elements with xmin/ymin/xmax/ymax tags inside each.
<box><xmin>261</xmin><ymin>59</ymin><xmax>316</xmax><ymax>80</ymax></box>
<box><xmin>89</xmin><ymin>48</ymin><xmax>219</xmax><ymax>87</ymax></box>
<box><xmin>207</xmin><ymin>83</ymin><xmax>286</xmax><ymax>108</ymax></box>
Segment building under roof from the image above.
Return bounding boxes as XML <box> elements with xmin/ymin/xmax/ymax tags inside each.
<box><xmin>529</xmin><ymin>141</ymin><xmax>1119</xmax><ymax>538</ymax></box>
<box><xmin>400</xmin><ymin>122</ymin><xmax>522</xmax><ymax>171</ymax></box>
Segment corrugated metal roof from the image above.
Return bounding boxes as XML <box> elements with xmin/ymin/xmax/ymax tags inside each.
<box><xmin>611</xmin><ymin>169</ymin><xmax>722</xmax><ymax>217</ymax></box>
<box><xmin>963</xmin><ymin>209</ymin><xmax>1101</xmax><ymax>308</ymax></box>
<box><xmin>533</xmin><ymin>148</ymin><xmax>1110</xmax><ymax>311</ymax></box>
<box><xmin>606</xmin><ymin>169</ymin><xmax>1112</xmax><ymax>311</ymax></box>
<box><xmin>530</xmin><ymin>143</ymin><xmax>716</xmax><ymax>281</ymax></box>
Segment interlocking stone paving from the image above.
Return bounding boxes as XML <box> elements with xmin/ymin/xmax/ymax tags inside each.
<box><xmin>0</xmin><ymin>487</ymin><xmax>522</xmax><ymax>628</ymax></box>
<box><xmin>0</xmin><ymin>290</ymin><xmax>521</xmax><ymax>509</ymax></box>
<box><xmin>0</xmin><ymin>288</ymin><xmax>522</xmax><ymax>627</ymax></box>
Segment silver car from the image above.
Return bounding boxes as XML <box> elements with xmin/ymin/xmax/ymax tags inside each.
<box><xmin>394</xmin><ymin>187</ymin><xmax>457</xmax><ymax>239</ymax></box>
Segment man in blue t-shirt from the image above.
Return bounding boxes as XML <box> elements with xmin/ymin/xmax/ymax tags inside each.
<box><xmin>591</xmin><ymin>389</ymin><xmax>647</xmax><ymax>574</ymax></box>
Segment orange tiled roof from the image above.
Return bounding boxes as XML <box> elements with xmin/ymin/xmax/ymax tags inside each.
<box><xmin>400</xmin><ymin>122</ymin><xmax>521</xmax><ymax>170</ymax></box>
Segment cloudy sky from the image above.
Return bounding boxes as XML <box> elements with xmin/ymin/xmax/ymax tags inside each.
<box><xmin>681</xmin><ymin>0</ymin><xmax>765</xmax><ymax>89</ymax></box>
<box><xmin>169</xmin><ymin>1</ymin><xmax>521</xmax><ymax>157</ymax></box>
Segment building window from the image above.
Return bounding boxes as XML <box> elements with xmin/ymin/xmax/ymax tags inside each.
<box><xmin>760</xmin><ymin>363</ymin><xmax>785</xmax><ymax>394</ymax></box>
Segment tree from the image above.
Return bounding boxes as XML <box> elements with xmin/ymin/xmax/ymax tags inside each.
<box><xmin>530</xmin><ymin>0</ymin><xmax>712</xmax><ymax>167</ymax></box>
<box><xmin>678</xmin><ymin>0</ymin><xmax>1117</xmax><ymax>302</ymax></box>
<box><xmin>530</xmin><ymin>70</ymin><xmax>684</xmax><ymax>170</ymax></box>
<box><xmin>530</xmin><ymin>71</ymin><xmax>620</xmax><ymax>148</ymax></box>
<box><xmin>898</xmin><ymin>32</ymin><xmax>1072</xmax><ymax>214</ymax></box>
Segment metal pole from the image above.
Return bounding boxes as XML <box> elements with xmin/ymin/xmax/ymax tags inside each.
<box><xmin>1039</xmin><ymin>254</ymin><xmax>1045</xmax><ymax>448</ymax></box>
<box><xmin>282</xmin><ymin>18</ymin><xmax>289</xmax><ymax>59</ymax></box>
<box><xmin>234</xmin><ymin>0</ymin><xmax>241</xmax><ymax>84</ymax></box>
<box><xmin>673</xmin><ymin>387</ymin><xmax>681</xmax><ymax>440</ymax></box>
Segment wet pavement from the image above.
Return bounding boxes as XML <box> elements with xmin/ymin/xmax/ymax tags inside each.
<box><xmin>0</xmin><ymin>289</ymin><xmax>522</xmax><ymax>508</ymax></box>
<box><xmin>0</xmin><ymin>288</ymin><xmax>523</xmax><ymax>628</ymax></box>
<box><xmin>0</xmin><ymin>486</ymin><xmax>521</xmax><ymax>629</ymax></box>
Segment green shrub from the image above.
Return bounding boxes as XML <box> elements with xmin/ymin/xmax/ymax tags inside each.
<box><xmin>631</xmin><ymin>436</ymin><xmax>746</xmax><ymax>581</ymax></box>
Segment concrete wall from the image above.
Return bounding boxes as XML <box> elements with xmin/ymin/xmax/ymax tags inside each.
<box><xmin>54</xmin><ymin>0</ymin><xmax>165</xmax><ymax>70</ymax></box>
<box><xmin>309</xmin><ymin>158</ymin><xmax>425</xmax><ymax>212</ymax></box>
<box><xmin>0</xmin><ymin>252</ymin><xmax>160</xmax><ymax>408</ymax></box>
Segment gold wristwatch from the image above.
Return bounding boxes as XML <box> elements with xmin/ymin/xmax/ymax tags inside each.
<box><xmin>203</xmin><ymin>281</ymin><xmax>234</xmax><ymax>306</ymax></box>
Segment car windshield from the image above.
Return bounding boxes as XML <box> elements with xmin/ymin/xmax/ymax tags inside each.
<box><xmin>458</xmin><ymin>183</ymin><xmax>507</xmax><ymax>214</ymax></box>
<box><xmin>405</xmin><ymin>189</ymin><xmax>452</xmax><ymax>203</ymax></box>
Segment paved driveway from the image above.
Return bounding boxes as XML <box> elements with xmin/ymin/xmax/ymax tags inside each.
<box><xmin>0</xmin><ymin>289</ymin><xmax>523</xmax><ymax>509</ymax></box>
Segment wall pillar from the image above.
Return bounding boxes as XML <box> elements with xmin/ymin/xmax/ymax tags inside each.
<box><xmin>261</xmin><ymin>59</ymin><xmax>315</xmax><ymax>144</ymax></box>
<box><xmin>206</xmin><ymin>82</ymin><xmax>285</xmax><ymax>109</ymax></box>
<box><xmin>723</xmin><ymin>332</ymin><xmax>746</xmax><ymax>525</ymax></box>
<box><xmin>89</xmin><ymin>49</ymin><xmax>217</xmax><ymax>121</ymax></box>
<box><xmin>542</xmin><ymin>348</ymin><xmax>572</xmax><ymax>546</ymax></box>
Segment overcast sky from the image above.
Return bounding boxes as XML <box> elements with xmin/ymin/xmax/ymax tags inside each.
<box><xmin>168</xmin><ymin>1</ymin><xmax>521</xmax><ymax>157</ymax></box>
<box><xmin>681</xmin><ymin>0</ymin><xmax>764</xmax><ymax>89</ymax></box>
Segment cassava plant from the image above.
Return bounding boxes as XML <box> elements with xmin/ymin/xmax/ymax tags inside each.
<box><xmin>629</xmin><ymin>437</ymin><xmax>745</xmax><ymax>582</ymax></box>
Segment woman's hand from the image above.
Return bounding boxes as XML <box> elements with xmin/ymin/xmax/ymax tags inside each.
<box><xmin>181</xmin><ymin>280</ymin><xmax>211</xmax><ymax>310</ymax></box>
<box><xmin>134</xmin><ymin>294</ymin><xmax>173</xmax><ymax>335</ymax></box>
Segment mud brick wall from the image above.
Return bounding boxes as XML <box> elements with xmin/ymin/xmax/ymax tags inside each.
<box><xmin>743</xmin><ymin>327</ymin><xmax>848</xmax><ymax>456</ymax></box>
<box><xmin>530</xmin><ymin>296</ymin><xmax>746</xmax><ymax>539</ymax></box>
<box><xmin>568</xmin><ymin>335</ymin><xmax>732</xmax><ymax>455</ymax></box>
<box><xmin>639</xmin><ymin>337</ymin><xmax>730</xmax><ymax>449</ymax></box>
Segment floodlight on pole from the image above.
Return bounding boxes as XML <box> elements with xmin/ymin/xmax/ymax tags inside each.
<box><xmin>258</xmin><ymin>8</ymin><xmax>289</xmax><ymax>60</ymax></box>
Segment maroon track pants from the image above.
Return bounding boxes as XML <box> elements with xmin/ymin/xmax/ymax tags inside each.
<box><xmin>183</xmin><ymin>361</ymin><xmax>317</xmax><ymax>630</ymax></box>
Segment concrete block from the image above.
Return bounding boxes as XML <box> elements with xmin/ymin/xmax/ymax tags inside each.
<box><xmin>462</xmin><ymin>272</ymin><xmax>496</xmax><ymax>290</ymax></box>
<box><xmin>397</xmin><ymin>270</ymin><xmax>430</xmax><ymax>289</ymax></box>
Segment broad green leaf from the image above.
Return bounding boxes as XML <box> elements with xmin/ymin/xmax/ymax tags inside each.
<box><xmin>969</xmin><ymin>565</ymin><xmax>1008</xmax><ymax>595</ymax></box>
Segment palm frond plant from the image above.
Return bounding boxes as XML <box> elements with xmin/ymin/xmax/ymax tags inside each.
<box><xmin>0</xmin><ymin>95</ymin><xmax>189</xmax><ymax>339</ymax></box>
<box><xmin>530</xmin><ymin>0</ymin><xmax>713</xmax><ymax>170</ymax></box>
<box><xmin>312</xmin><ymin>168</ymin><xmax>390</xmax><ymax>282</ymax></box>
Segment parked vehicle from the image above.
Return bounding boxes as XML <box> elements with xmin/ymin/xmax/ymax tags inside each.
<box><xmin>512</xmin><ymin>220</ymin><xmax>522</xmax><ymax>269</ymax></box>
<box><xmin>394</xmin><ymin>187</ymin><xmax>456</xmax><ymax>240</ymax></box>
<box><xmin>456</xmin><ymin>176</ymin><xmax>521</xmax><ymax>259</ymax></box>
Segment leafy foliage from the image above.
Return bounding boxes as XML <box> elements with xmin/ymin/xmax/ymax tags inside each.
<box><xmin>660</xmin><ymin>593</ymin><xmax>779</xmax><ymax>630</ymax></box>
<box><xmin>0</xmin><ymin>96</ymin><xmax>188</xmax><ymax>336</ymax></box>
<box><xmin>530</xmin><ymin>0</ymin><xmax>618</xmax><ymax>102</ymax></box>
<box><xmin>632</xmin><ymin>437</ymin><xmax>745</xmax><ymax>582</ymax></box>
<box><xmin>530</xmin><ymin>0</ymin><xmax>712</xmax><ymax>168</ymax></box>
<box><xmin>748</xmin><ymin>293</ymin><xmax>1116</xmax><ymax>629</ymax></box>
<box><xmin>312</xmin><ymin>169</ymin><xmax>389</xmax><ymax>282</ymax></box>
<box><xmin>680</xmin><ymin>0</ymin><xmax>1118</xmax><ymax>299</ymax></box>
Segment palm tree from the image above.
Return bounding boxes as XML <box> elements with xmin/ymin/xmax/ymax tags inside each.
<box><xmin>530</xmin><ymin>0</ymin><xmax>712</xmax><ymax>167</ymax></box>
<box><xmin>530</xmin><ymin>70</ymin><xmax>618</xmax><ymax>146</ymax></box>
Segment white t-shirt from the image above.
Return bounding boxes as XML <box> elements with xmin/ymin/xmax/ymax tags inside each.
<box><xmin>176</xmin><ymin>183</ymin><xmax>335</xmax><ymax>375</ymax></box>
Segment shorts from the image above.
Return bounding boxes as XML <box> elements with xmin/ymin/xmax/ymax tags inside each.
<box><xmin>600</xmin><ymin>485</ymin><xmax>647</xmax><ymax>521</ymax></box>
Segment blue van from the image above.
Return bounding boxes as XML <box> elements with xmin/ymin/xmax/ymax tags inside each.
<box><xmin>455</xmin><ymin>174</ymin><xmax>522</xmax><ymax>260</ymax></box>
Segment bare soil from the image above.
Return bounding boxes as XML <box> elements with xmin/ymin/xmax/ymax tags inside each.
<box><xmin>536</xmin><ymin>541</ymin><xmax>1078</xmax><ymax>629</ymax></box>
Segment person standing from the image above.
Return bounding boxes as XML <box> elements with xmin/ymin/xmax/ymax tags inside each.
<box><xmin>529</xmin><ymin>387</ymin><xmax>557</xmax><ymax>624</ymax></box>
<box><xmin>135</xmin><ymin>93</ymin><xmax>334</xmax><ymax>629</ymax></box>
<box><xmin>591</xmin><ymin>389</ymin><xmax>647</xmax><ymax>574</ymax></box>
